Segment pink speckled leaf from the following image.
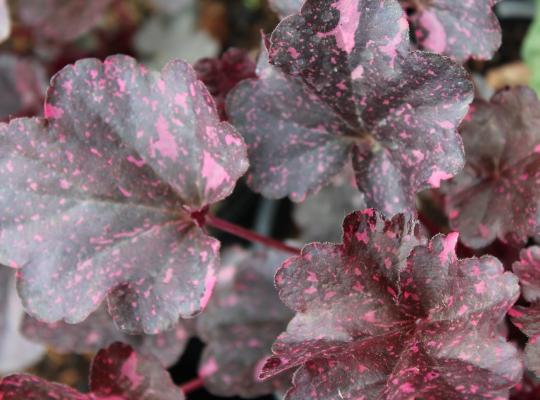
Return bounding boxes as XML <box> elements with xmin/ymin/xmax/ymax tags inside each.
<box><xmin>90</xmin><ymin>342</ymin><xmax>183</xmax><ymax>399</ymax></box>
<box><xmin>229</xmin><ymin>0</ymin><xmax>472</xmax><ymax>213</ymax></box>
<box><xmin>0</xmin><ymin>342</ymin><xmax>184</xmax><ymax>399</ymax></box>
<box><xmin>511</xmin><ymin>305</ymin><xmax>540</xmax><ymax>377</ymax></box>
<box><xmin>401</xmin><ymin>0</ymin><xmax>502</xmax><ymax>62</ymax></box>
<box><xmin>513</xmin><ymin>246</ymin><xmax>540</xmax><ymax>303</ymax></box>
<box><xmin>195</xmin><ymin>48</ymin><xmax>256</xmax><ymax>121</ymax></box>
<box><xmin>227</xmin><ymin>45</ymin><xmax>352</xmax><ymax>203</ymax></box>
<box><xmin>197</xmin><ymin>247</ymin><xmax>293</xmax><ymax>397</ymax></box>
<box><xmin>268</xmin><ymin>0</ymin><xmax>303</xmax><ymax>18</ymax></box>
<box><xmin>262</xmin><ymin>209</ymin><xmax>522</xmax><ymax>399</ymax></box>
<box><xmin>444</xmin><ymin>87</ymin><xmax>540</xmax><ymax>249</ymax></box>
<box><xmin>15</xmin><ymin>0</ymin><xmax>112</xmax><ymax>42</ymax></box>
<box><xmin>21</xmin><ymin>305</ymin><xmax>192</xmax><ymax>367</ymax></box>
<box><xmin>0</xmin><ymin>55</ymin><xmax>248</xmax><ymax>334</ymax></box>
<box><xmin>510</xmin><ymin>246</ymin><xmax>540</xmax><ymax>376</ymax></box>
<box><xmin>0</xmin><ymin>55</ymin><xmax>47</xmax><ymax>122</ymax></box>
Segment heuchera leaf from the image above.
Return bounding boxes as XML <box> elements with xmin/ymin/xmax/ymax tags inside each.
<box><xmin>0</xmin><ymin>267</ymin><xmax>45</xmax><ymax>374</ymax></box>
<box><xmin>21</xmin><ymin>305</ymin><xmax>192</xmax><ymax>368</ymax></box>
<box><xmin>444</xmin><ymin>87</ymin><xmax>540</xmax><ymax>249</ymax></box>
<box><xmin>228</xmin><ymin>0</ymin><xmax>473</xmax><ymax>213</ymax></box>
<box><xmin>0</xmin><ymin>55</ymin><xmax>47</xmax><ymax>121</ymax></box>
<box><xmin>0</xmin><ymin>342</ymin><xmax>184</xmax><ymax>399</ymax></box>
<box><xmin>268</xmin><ymin>0</ymin><xmax>303</xmax><ymax>19</ymax></box>
<box><xmin>194</xmin><ymin>48</ymin><xmax>256</xmax><ymax>121</ymax></box>
<box><xmin>16</xmin><ymin>0</ymin><xmax>112</xmax><ymax>42</ymax></box>
<box><xmin>0</xmin><ymin>55</ymin><xmax>248</xmax><ymax>334</ymax></box>
<box><xmin>261</xmin><ymin>209</ymin><xmax>522</xmax><ymax>399</ymax></box>
<box><xmin>510</xmin><ymin>246</ymin><xmax>540</xmax><ymax>376</ymax></box>
<box><xmin>400</xmin><ymin>0</ymin><xmax>502</xmax><ymax>62</ymax></box>
<box><xmin>197</xmin><ymin>248</ymin><xmax>293</xmax><ymax>398</ymax></box>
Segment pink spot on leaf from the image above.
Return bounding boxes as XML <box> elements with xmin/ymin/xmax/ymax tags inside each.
<box><xmin>202</xmin><ymin>151</ymin><xmax>229</xmax><ymax>193</ymax></box>
<box><xmin>150</xmin><ymin>115</ymin><xmax>178</xmax><ymax>160</ymax></box>
<box><xmin>428</xmin><ymin>169</ymin><xmax>453</xmax><ymax>188</ymax></box>
<box><xmin>44</xmin><ymin>103</ymin><xmax>64</xmax><ymax>119</ymax></box>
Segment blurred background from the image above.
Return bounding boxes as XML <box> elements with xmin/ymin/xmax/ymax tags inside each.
<box><xmin>0</xmin><ymin>0</ymin><xmax>539</xmax><ymax>399</ymax></box>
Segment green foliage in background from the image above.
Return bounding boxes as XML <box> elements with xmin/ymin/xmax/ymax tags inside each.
<box><xmin>523</xmin><ymin>0</ymin><xmax>540</xmax><ymax>94</ymax></box>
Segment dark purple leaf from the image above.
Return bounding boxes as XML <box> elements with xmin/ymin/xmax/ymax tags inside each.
<box><xmin>262</xmin><ymin>209</ymin><xmax>522</xmax><ymax>399</ymax></box>
<box><xmin>513</xmin><ymin>247</ymin><xmax>540</xmax><ymax>303</ymax></box>
<box><xmin>268</xmin><ymin>0</ymin><xmax>302</xmax><ymax>18</ymax></box>
<box><xmin>15</xmin><ymin>0</ymin><xmax>112</xmax><ymax>42</ymax></box>
<box><xmin>90</xmin><ymin>342</ymin><xmax>183</xmax><ymax>399</ymax></box>
<box><xmin>511</xmin><ymin>305</ymin><xmax>540</xmax><ymax>377</ymax></box>
<box><xmin>21</xmin><ymin>305</ymin><xmax>192</xmax><ymax>367</ymax></box>
<box><xmin>197</xmin><ymin>247</ymin><xmax>293</xmax><ymax>398</ymax></box>
<box><xmin>0</xmin><ymin>375</ymin><xmax>87</xmax><ymax>400</ymax></box>
<box><xmin>444</xmin><ymin>87</ymin><xmax>540</xmax><ymax>249</ymax></box>
<box><xmin>195</xmin><ymin>48</ymin><xmax>256</xmax><ymax>121</ymax></box>
<box><xmin>0</xmin><ymin>267</ymin><xmax>45</xmax><ymax>374</ymax></box>
<box><xmin>228</xmin><ymin>0</ymin><xmax>473</xmax><ymax>213</ymax></box>
<box><xmin>510</xmin><ymin>246</ymin><xmax>540</xmax><ymax>376</ymax></box>
<box><xmin>0</xmin><ymin>55</ymin><xmax>47</xmax><ymax>122</ymax></box>
<box><xmin>0</xmin><ymin>342</ymin><xmax>184</xmax><ymax>399</ymax></box>
<box><xmin>0</xmin><ymin>55</ymin><xmax>248</xmax><ymax>334</ymax></box>
<box><xmin>227</xmin><ymin>45</ymin><xmax>352</xmax><ymax>203</ymax></box>
<box><xmin>401</xmin><ymin>0</ymin><xmax>502</xmax><ymax>62</ymax></box>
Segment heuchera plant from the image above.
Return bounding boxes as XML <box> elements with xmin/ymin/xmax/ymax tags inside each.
<box><xmin>2</xmin><ymin>0</ymin><xmax>540</xmax><ymax>399</ymax></box>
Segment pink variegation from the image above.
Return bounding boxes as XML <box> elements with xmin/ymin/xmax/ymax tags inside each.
<box><xmin>401</xmin><ymin>0</ymin><xmax>502</xmax><ymax>62</ymax></box>
<box><xmin>444</xmin><ymin>87</ymin><xmax>540</xmax><ymax>249</ymax></box>
<box><xmin>195</xmin><ymin>48</ymin><xmax>256</xmax><ymax>121</ymax></box>
<box><xmin>0</xmin><ymin>55</ymin><xmax>248</xmax><ymax>334</ymax></box>
<box><xmin>228</xmin><ymin>0</ymin><xmax>473</xmax><ymax>214</ymax></box>
<box><xmin>0</xmin><ymin>342</ymin><xmax>184</xmax><ymax>399</ymax></box>
<box><xmin>262</xmin><ymin>209</ymin><xmax>522</xmax><ymax>399</ymax></box>
<box><xmin>511</xmin><ymin>246</ymin><xmax>540</xmax><ymax>376</ymax></box>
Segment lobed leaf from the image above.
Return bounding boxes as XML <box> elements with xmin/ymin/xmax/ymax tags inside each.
<box><xmin>0</xmin><ymin>55</ymin><xmax>248</xmax><ymax>334</ymax></box>
<box><xmin>511</xmin><ymin>246</ymin><xmax>540</xmax><ymax>376</ymax></box>
<box><xmin>262</xmin><ymin>209</ymin><xmax>522</xmax><ymax>399</ymax></box>
<box><xmin>444</xmin><ymin>87</ymin><xmax>540</xmax><ymax>249</ymax></box>
<box><xmin>228</xmin><ymin>0</ymin><xmax>472</xmax><ymax>213</ymax></box>
<box><xmin>401</xmin><ymin>0</ymin><xmax>502</xmax><ymax>62</ymax></box>
<box><xmin>0</xmin><ymin>342</ymin><xmax>184</xmax><ymax>399</ymax></box>
<box><xmin>197</xmin><ymin>247</ymin><xmax>293</xmax><ymax>398</ymax></box>
<box><xmin>22</xmin><ymin>306</ymin><xmax>193</xmax><ymax>368</ymax></box>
